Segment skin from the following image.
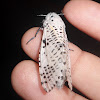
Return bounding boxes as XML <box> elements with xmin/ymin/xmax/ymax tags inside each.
<box><xmin>11</xmin><ymin>0</ymin><xmax>100</xmax><ymax>100</ymax></box>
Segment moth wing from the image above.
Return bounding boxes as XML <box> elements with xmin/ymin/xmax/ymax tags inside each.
<box><xmin>64</xmin><ymin>30</ymin><xmax>72</xmax><ymax>90</ymax></box>
<box><xmin>39</xmin><ymin>27</ymin><xmax>55</xmax><ymax>92</ymax></box>
<box><xmin>46</xmin><ymin>25</ymin><xmax>72</xmax><ymax>90</ymax></box>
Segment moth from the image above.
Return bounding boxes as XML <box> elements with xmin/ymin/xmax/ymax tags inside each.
<box><xmin>27</xmin><ymin>12</ymin><xmax>72</xmax><ymax>92</ymax></box>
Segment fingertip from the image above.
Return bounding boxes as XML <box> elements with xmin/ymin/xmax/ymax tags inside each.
<box><xmin>11</xmin><ymin>59</ymin><xmax>86</xmax><ymax>100</ymax></box>
<box><xmin>11</xmin><ymin>60</ymin><xmax>69</xmax><ymax>100</ymax></box>
<box><xmin>63</xmin><ymin>0</ymin><xmax>100</xmax><ymax>41</ymax></box>
<box><xmin>21</xmin><ymin>27</ymin><xmax>43</xmax><ymax>61</ymax></box>
<box><xmin>11</xmin><ymin>60</ymin><xmax>41</xmax><ymax>99</ymax></box>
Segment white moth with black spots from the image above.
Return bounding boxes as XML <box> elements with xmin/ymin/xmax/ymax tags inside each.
<box><xmin>27</xmin><ymin>12</ymin><xmax>72</xmax><ymax>92</ymax></box>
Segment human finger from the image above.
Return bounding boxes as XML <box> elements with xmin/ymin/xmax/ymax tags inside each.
<box><xmin>63</xmin><ymin>0</ymin><xmax>100</xmax><ymax>41</ymax></box>
<box><xmin>21</xmin><ymin>27</ymin><xmax>100</xmax><ymax>99</ymax></box>
<box><xmin>11</xmin><ymin>60</ymin><xmax>87</xmax><ymax>100</ymax></box>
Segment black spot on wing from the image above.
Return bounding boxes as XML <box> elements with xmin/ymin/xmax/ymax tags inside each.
<box><xmin>44</xmin><ymin>76</ymin><xmax>46</xmax><ymax>78</ymax></box>
<box><xmin>47</xmin><ymin>42</ymin><xmax>49</xmax><ymax>45</ymax></box>
<box><xmin>43</xmin><ymin>39</ymin><xmax>46</xmax><ymax>44</ymax></box>
<box><xmin>61</xmin><ymin>76</ymin><xmax>63</xmax><ymax>80</ymax></box>
<box><xmin>63</xmin><ymin>62</ymin><xmax>66</xmax><ymax>65</ymax></box>
<box><xmin>58</xmin><ymin>76</ymin><xmax>60</xmax><ymax>79</ymax></box>
<box><xmin>45</xmin><ymin>81</ymin><xmax>47</xmax><ymax>83</ymax></box>
<box><xmin>55</xmin><ymin>81</ymin><xmax>58</xmax><ymax>84</ymax></box>
<box><xmin>43</xmin><ymin>39</ymin><xmax>46</xmax><ymax>48</ymax></box>
<box><xmin>41</xmin><ymin>82</ymin><xmax>43</xmax><ymax>85</ymax></box>
<box><xmin>61</xmin><ymin>70</ymin><xmax>63</xmax><ymax>72</ymax></box>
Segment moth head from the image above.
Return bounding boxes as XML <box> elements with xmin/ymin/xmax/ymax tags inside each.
<box><xmin>43</xmin><ymin>12</ymin><xmax>65</xmax><ymax>28</ymax></box>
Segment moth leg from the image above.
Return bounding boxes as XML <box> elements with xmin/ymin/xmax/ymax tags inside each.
<box><xmin>69</xmin><ymin>49</ymin><xmax>74</xmax><ymax>51</ymax></box>
<box><xmin>26</xmin><ymin>26</ymin><xmax>43</xmax><ymax>44</ymax></box>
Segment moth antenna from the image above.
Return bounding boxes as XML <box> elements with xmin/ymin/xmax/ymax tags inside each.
<box><xmin>26</xmin><ymin>27</ymin><xmax>42</xmax><ymax>44</ymax></box>
<box><xmin>58</xmin><ymin>13</ymin><xmax>64</xmax><ymax>16</ymax></box>
<box><xmin>37</xmin><ymin>14</ymin><xmax>47</xmax><ymax>16</ymax></box>
<box><xmin>26</xmin><ymin>37</ymin><xmax>35</xmax><ymax>44</ymax></box>
<box><xmin>58</xmin><ymin>10</ymin><xmax>64</xmax><ymax>16</ymax></box>
<box><xmin>69</xmin><ymin>49</ymin><xmax>74</xmax><ymax>51</ymax></box>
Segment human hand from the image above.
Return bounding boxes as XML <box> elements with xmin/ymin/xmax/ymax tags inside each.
<box><xmin>11</xmin><ymin>1</ymin><xmax>100</xmax><ymax>100</ymax></box>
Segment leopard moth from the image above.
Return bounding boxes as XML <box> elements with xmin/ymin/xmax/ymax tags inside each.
<box><xmin>27</xmin><ymin>12</ymin><xmax>72</xmax><ymax>92</ymax></box>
